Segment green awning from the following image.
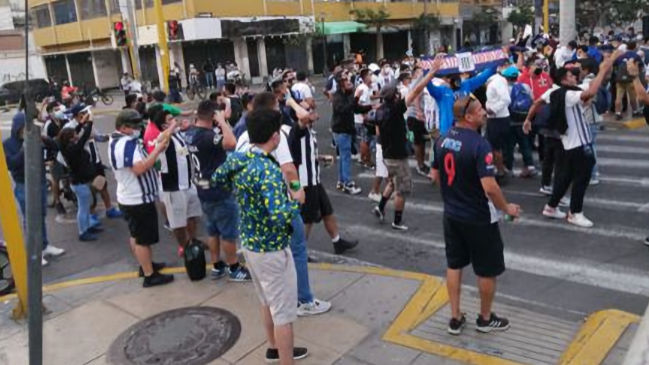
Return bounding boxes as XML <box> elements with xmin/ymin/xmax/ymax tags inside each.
<box><xmin>317</xmin><ymin>21</ymin><xmax>367</xmax><ymax>35</ymax></box>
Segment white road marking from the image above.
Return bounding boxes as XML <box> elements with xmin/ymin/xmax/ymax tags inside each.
<box><xmin>596</xmin><ymin>134</ymin><xmax>649</xmax><ymax>143</ymax></box>
<box><xmin>347</xmin><ymin>224</ymin><xmax>649</xmax><ymax>296</ymax></box>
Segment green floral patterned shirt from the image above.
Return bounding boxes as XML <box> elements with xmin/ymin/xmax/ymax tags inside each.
<box><xmin>211</xmin><ymin>149</ymin><xmax>299</xmax><ymax>252</ymax></box>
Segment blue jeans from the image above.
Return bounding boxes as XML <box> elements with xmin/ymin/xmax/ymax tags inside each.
<box><xmin>70</xmin><ymin>183</ymin><xmax>92</xmax><ymax>236</ymax></box>
<box><xmin>13</xmin><ymin>182</ymin><xmax>49</xmax><ymax>249</ymax></box>
<box><xmin>589</xmin><ymin>124</ymin><xmax>599</xmax><ymax>178</ymax></box>
<box><xmin>205</xmin><ymin>73</ymin><xmax>214</xmax><ymax>88</ymax></box>
<box><xmin>333</xmin><ymin>133</ymin><xmax>352</xmax><ymax>185</ymax></box>
<box><xmin>290</xmin><ymin>214</ymin><xmax>313</xmax><ymax>304</ymax></box>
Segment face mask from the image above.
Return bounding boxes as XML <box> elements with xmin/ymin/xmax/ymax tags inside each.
<box><xmin>52</xmin><ymin>110</ymin><xmax>65</xmax><ymax>120</ymax></box>
<box><xmin>132</xmin><ymin>130</ymin><xmax>141</xmax><ymax>139</ymax></box>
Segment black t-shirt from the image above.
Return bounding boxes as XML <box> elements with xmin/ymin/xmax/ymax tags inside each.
<box><xmin>183</xmin><ymin>126</ymin><xmax>230</xmax><ymax>202</ymax></box>
<box><xmin>433</xmin><ymin>127</ymin><xmax>498</xmax><ymax>224</ymax></box>
<box><xmin>378</xmin><ymin>99</ymin><xmax>408</xmax><ymax>159</ymax></box>
<box><xmin>228</xmin><ymin>96</ymin><xmax>243</xmax><ymax>127</ymax></box>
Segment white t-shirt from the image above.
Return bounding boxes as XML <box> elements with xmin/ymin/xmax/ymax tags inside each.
<box><xmin>109</xmin><ymin>133</ymin><xmax>159</xmax><ymax>205</ymax></box>
<box><xmin>354</xmin><ymin>83</ymin><xmax>372</xmax><ymax>125</ymax></box>
<box><xmin>541</xmin><ymin>86</ymin><xmax>592</xmax><ymax>150</ymax></box>
<box><xmin>235</xmin><ymin>124</ymin><xmax>293</xmax><ymax>166</ymax></box>
<box><xmin>291</xmin><ymin>82</ymin><xmax>313</xmax><ymax>102</ymax></box>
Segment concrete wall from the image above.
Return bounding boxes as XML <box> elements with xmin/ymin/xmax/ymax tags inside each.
<box><xmin>92</xmin><ymin>50</ymin><xmax>122</xmax><ymax>89</ymax></box>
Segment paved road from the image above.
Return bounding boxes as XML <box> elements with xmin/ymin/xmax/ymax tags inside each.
<box><xmin>8</xmin><ymin>90</ymin><xmax>649</xmax><ymax>323</ymax></box>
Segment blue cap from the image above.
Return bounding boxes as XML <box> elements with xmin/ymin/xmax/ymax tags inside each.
<box><xmin>501</xmin><ymin>65</ymin><xmax>520</xmax><ymax>79</ymax></box>
<box><xmin>69</xmin><ymin>103</ymin><xmax>88</xmax><ymax>117</ymax></box>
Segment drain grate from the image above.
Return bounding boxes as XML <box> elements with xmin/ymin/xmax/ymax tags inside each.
<box><xmin>107</xmin><ymin>306</ymin><xmax>241</xmax><ymax>365</ymax></box>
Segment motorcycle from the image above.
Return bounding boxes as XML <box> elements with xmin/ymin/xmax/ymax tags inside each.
<box><xmin>83</xmin><ymin>88</ymin><xmax>114</xmax><ymax>107</ymax></box>
<box><xmin>0</xmin><ymin>241</ymin><xmax>14</xmax><ymax>296</ymax></box>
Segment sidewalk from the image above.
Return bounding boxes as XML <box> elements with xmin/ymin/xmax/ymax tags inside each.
<box><xmin>0</xmin><ymin>263</ymin><xmax>639</xmax><ymax>365</ymax></box>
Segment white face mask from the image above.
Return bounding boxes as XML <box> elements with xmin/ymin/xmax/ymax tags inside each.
<box><xmin>132</xmin><ymin>130</ymin><xmax>141</xmax><ymax>139</ymax></box>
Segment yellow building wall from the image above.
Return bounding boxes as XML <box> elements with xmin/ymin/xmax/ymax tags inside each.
<box><xmin>80</xmin><ymin>18</ymin><xmax>113</xmax><ymax>41</ymax></box>
<box><xmin>33</xmin><ymin>27</ymin><xmax>58</xmax><ymax>48</ymax></box>
<box><xmin>54</xmin><ymin>23</ymin><xmax>83</xmax><ymax>44</ymax></box>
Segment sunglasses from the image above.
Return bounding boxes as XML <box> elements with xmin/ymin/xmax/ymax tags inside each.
<box><xmin>463</xmin><ymin>94</ymin><xmax>478</xmax><ymax>117</ymax></box>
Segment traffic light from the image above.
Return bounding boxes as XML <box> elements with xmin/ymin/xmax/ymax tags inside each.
<box><xmin>114</xmin><ymin>22</ymin><xmax>127</xmax><ymax>47</ymax></box>
<box><xmin>167</xmin><ymin>20</ymin><xmax>183</xmax><ymax>41</ymax></box>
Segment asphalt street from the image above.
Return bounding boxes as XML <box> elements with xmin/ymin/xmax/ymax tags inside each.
<box><xmin>3</xmin><ymin>90</ymin><xmax>649</xmax><ymax>324</ymax></box>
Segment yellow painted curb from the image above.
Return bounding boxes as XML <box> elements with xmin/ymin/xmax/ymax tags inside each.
<box><xmin>622</xmin><ymin>118</ymin><xmax>646</xmax><ymax>130</ymax></box>
<box><xmin>0</xmin><ymin>263</ymin><xmax>640</xmax><ymax>365</ymax></box>
<box><xmin>559</xmin><ymin>309</ymin><xmax>640</xmax><ymax>365</ymax></box>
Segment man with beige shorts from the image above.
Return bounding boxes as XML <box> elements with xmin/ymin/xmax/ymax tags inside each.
<box><xmin>212</xmin><ymin>108</ymin><xmax>308</xmax><ymax>364</ymax></box>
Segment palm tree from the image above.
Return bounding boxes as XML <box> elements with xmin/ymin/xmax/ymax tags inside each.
<box><xmin>350</xmin><ymin>7</ymin><xmax>390</xmax><ymax>60</ymax></box>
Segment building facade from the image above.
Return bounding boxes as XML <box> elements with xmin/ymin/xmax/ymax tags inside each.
<box><xmin>29</xmin><ymin>0</ymin><xmax>462</xmax><ymax>89</ymax></box>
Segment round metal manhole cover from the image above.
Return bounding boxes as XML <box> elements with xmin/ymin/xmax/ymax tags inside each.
<box><xmin>107</xmin><ymin>307</ymin><xmax>241</xmax><ymax>365</ymax></box>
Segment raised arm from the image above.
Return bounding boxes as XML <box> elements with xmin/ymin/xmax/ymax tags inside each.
<box><xmin>580</xmin><ymin>49</ymin><xmax>622</xmax><ymax>102</ymax></box>
<box><xmin>406</xmin><ymin>55</ymin><xmax>444</xmax><ymax>106</ymax></box>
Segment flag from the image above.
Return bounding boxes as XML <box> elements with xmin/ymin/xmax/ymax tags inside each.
<box><xmin>420</xmin><ymin>48</ymin><xmax>508</xmax><ymax>76</ymax></box>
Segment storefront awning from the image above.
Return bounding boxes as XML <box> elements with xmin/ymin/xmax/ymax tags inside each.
<box><xmin>318</xmin><ymin>21</ymin><xmax>367</xmax><ymax>35</ymax></box>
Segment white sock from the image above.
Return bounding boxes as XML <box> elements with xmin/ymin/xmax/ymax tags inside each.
<box><xmin>332</xmin><ymin>235</ymin><xmax>340</xmax><ymax>243</ymax></box>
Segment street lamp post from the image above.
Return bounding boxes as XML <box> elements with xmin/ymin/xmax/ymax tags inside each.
<box><xmin>320</xmin><ymin>14</ymin><xmax>328</xmax><ymax>75</ymax></box>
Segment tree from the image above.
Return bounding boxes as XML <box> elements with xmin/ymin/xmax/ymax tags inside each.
<box><xmin>507</xmin><ymin>0</ymin><xmax>534</xmax><ymax>33</ymax></box>
<box><xmin>576</xmin><ymin>0</ymin><xmax>649</xmax><ymax>31</ymax></box>
<box><xmin>413</xmin><ymin>13</ymin><xmax>441</xmax><ymax>55</ymax></box>
<box><xmin>349</xmin><ymin>7</ymin><xmax>390</xmax><ymax>60</ymax></box>
<box><xmin>469</xmin><ymin>6</ymin><xmax>499</xmax><ymax>45</ymax></box>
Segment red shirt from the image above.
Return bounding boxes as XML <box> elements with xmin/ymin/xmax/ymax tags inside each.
<box><xmin>518</xmin><ymin>68</ymin><xmax>552</xmax><ymax>101</ymax></box>
<box><xmin>143</xmin><ymin>122</ymin><xmax>161</xmax><ymax>154</ymax></box>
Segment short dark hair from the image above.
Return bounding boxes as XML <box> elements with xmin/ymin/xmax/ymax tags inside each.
<box><xmin>46</xmin><ymin>101</ymin><xmax>60</xmax><ymax>113</ymax></box>
<box><xmin>628</xmin><ymin>41</ymin><xmax>637</xmax><ymax>50</ymax></box>
<box><xmin>247</xmin><ymin>108</ymin><xmax>281</xmax><ymax>144</ymax></box>
<box><xmin>147</xmin><ymin>104</ymin><xmax>169</xmax><ymax>129</ymax></box>
<box><xmin>125</xmin><ymin>93</ymin><xmax>138</xmax><ymax>106</ymax></box>
<box><xmin>152</xmin><ymin>90</ymin><xmax>166</xmax><ymax>102</ymax></box>
<box><xmin>580</xmin><ymin>58</ymin><xmax>597</xmax><ymax>74</ymax></box>
<box><xmin>568</xmin><ymin>40</ymin><xmax>578</xmax><ymax>49</ymax></box>
<box><xmin>589</xmin><ymin>36</ymin><xmax>599</xmax><ymax>46</ymax></box>
<box><xmin>359</xmin><ymin>68</ymin><xmax>370</xmax><ymax>80</ymax></box>
<box><xmin>578</xmin><ymin>45</ymin><xmax>588</xmax><ymax>53</ymax></box>
<box><xmin>554</xmin><ymin>67</ymin><xmax>571</xmax><ymax>84</ymax></box>
<box><xmin>224</xmin><ymin>82</ymin><xmax>236</xmax><ymax>95</ymax></box>
<box><xmin>196</xmin><ymin>100</ymin><xmax>215</xmax><ymax>121</ymax></box>
<box><xmin>296</xmin><ymin>71</ymin><xmax>307</xmax><ymax>81</ymax></box>
<box><xmin>208</xmin><ymin>91</ymin><xmax>222</xmax><ymax>102</ymax></box>
<box><xmin>398</xmin><ymin>72</ymin><xmax>411</xmax><ymax>82</ymax></box>
<box><xmin>252</xmin><ymin>92</ymin><xmax>277</xmax><ymax>110</ymax></box>
<box><xmin>242</xmin><ymin>92</ymin><xmax>256</xmax><ymax>109</ymax></box>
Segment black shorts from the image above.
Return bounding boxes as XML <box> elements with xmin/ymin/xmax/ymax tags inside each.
<box><xmin>443</xmin><ymin>216</ymin><xmax>505</xmax><ymax>277</ymax></box>
<box><xmin>486</xmin><ymin>117</ymin><xmax>511</xmax><ymax>150</ymax></box>
<box><xmin>301</xmin><ymin>184</ymin><xmax>334</xmax><ymax>224</ymax></box>
<box><xmin>119</xmin><ymin>202</ymin><xmax>159</xmax><ymax>246</ymax></box>
<box><xmin>407</xmin><ymin>117</ymin><xmax>428</xmax><ymax>146</ymax></box>
<box><xmin>95</xmin><ymin>163</ymin><xmax>106</xmax><ymax>177</ymax></box>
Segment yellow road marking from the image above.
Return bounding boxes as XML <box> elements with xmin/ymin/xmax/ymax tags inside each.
<box><xmin>0</xmin><ymin>263</ymin><xmax>640</xmax><ymax>365</ymax></box>
<box><xmin>622</xmin><ymin>118</ymin><xmax>646</xmax><ymax>129</ymax></box>
<box><xmin>559</xmin><ymin>309</ymin><xmax>639</xmax><ymax>365</ymax></box>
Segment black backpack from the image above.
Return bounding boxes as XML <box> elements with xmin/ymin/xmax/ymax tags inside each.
<box><xmin>183</xmin><ymin>239</ymin><xmax>206</xmax><ymax>281</ymax></box>
<box><xmin>615</xmin><ymin>61</ymin><xmax>632</xmax><ymax>84</ymax></box>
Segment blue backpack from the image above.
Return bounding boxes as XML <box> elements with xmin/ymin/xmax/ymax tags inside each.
<box><xmin>509</xmin><ymin>83</ymin><xmax>533</xmax><ymax>121</ymax></box>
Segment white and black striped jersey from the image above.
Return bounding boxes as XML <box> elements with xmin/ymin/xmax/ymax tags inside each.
<box><xmin>158</xmin><ymin>133</ymin><xmax>192</xmax><ymax>192</ymax></box>
<box><xmin>541</xmin><ymin>87</ymin><xmax>592</xmax><ymax>151</ymax></box>
<box><xmin>109</xmin><ymin>132</ymin><xmax>159</xmax><ymax>205</ymax></box>
<box><xmin>287</xmin><ymin>125</ymin><xmax>319</xmax><ymax>187</ymax></box>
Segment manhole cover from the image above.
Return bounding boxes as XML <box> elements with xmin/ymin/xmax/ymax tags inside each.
<box><xmin>107</xmin><ymin>307</ymin><xmax>241</xmax><ymax>365</ymax></box>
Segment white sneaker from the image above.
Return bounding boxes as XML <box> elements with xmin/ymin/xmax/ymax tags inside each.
<box><xmin>589</xmin><ymin>178</ymin><xmax>600</xmax><ymax>185</ymax></box>
<box><xmin>542</xmin><ymin>205</ymin><xmax>567</xmax><ymax>219</ymax></box>
<box><xmin>567</xmin><ymin>212</ymin><xmax>594</xmax><ymax>228</ymax></box>
<box><xmin>297</xmin><ymin>299</ymin><xmax>332</xmax><ymax>317</ymax></box>
<box><xmin>559</xmin><ymin>196</ymin><xmax>570</xmax><ymax>208</ymax></box>
<box><xmin>539</xmin><ymin>186</ymin><xmax>553</xmax><ymax>196</ymax></box>
<box><xmin>41</xmin><ymin>257</ymin><xmax>48</xmax><ymax>266</ymax></box>
<box><xmin>43</xmin><ymin>245</ymin><xmax>65</xmax><ymax>257</ymax></box>
<box><xmin>368</xmin><ymin>192</ymin><xmax>381</xmax><ymax>203</ymax></box>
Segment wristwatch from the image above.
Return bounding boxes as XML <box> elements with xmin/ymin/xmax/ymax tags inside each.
<box><xmin>289</xmin><ymin>180</ymin><xmax>301</xmax><ymax>192</ymax></box>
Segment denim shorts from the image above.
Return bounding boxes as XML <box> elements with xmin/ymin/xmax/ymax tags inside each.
<box><xmin>200</xmin><ymin>196</ymin><xmax>240</xmax><ymax>240</ymax></box>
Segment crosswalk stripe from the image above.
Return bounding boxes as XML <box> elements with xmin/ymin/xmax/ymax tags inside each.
<box><xmin>346</xmin><ymin>224</ymin><xmax>649</xmax><ymax>296</ymax></box>
<box><xmin>596</xmin><ymin>134</ymin><xmax>649</xmax><ymax>143</ymax></box>
<box><xmin>332</xmin><ymin>191</ymin><xmax>647</xmax><ymax>242</ymax></box>
<box><xmin>595</xmin><ymin>145</ymin><xmax>649</xmax><ymax>155</ymax></box>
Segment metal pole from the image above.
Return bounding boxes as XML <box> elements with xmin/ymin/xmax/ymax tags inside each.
<box><xmin>543</xmin><ymin>0</ymin><xmax>549</xmax><ymax>33</ymax></box>
<box><xmin>154</xmin><ymin>0</ymin><xmax>170</xmax><ymax>93</ymax></box>
<box><xmin>125</xmin><ymin>0</ymin><xmax>141</xmax><ymax>79</ymax></box>
<box><xmin>23</xmin><ymin>0</ymin><xmax>43</xmax><ymax>363</ymax></box>
<box><xmin>321</xmin><ymin>16</ymin><xmax>328</xmax><ymax>75</ymax></box>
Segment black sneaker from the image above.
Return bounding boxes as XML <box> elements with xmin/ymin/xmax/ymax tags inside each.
<box><xmin>138</xmin><ymin>262</ymin><xmax>167</xmax><ymax>277</ymax></box>
<box><xmin>416</xmin><ymin>164</ymin><xmax>430</xmax><ymax>177</ymax></box>
<box><xmin>88</xmin><ymin>226</ymin><xmax>104</xmax><ymax>234</ymax></box>
<box><xmin>447</xmin><ymin>314</ymin><xmax>466</xmax><ymax>335</ymax></box>
<box><xmin>476</xmin><ymin>313</ymin><xmax>510</xmax><ymax>333</ymax></box>
<box><xmin>372</xmin><ymin>206</ymin><xmax>385</xmax><ymax>223</ymax></box>
<box><xmin>211</xmin><ymin>260</ymin><xmax>227</xmax><ymax>279</ymax></box>
<box><xmin>333</xmin><ymin>237</ymin><xmax>359</xmax><ymax>255</ymax></box>
<box><xmin>142</xmin><ymin>271</ymin><xmax>174</xmax><ymax>288</ymax></box>
<box><xmin>265</xmin><ymin>347</ymin><xmax>309</xmax><ymax>362</ymax></box>
<box><xmin>644</xmin><ymin>237</ymin><xmax>649</xmax><ymax>247</ymax></box>
<box><xmin>343</xmin><ymin>182</ymin><xmax>362</xmax><ymax>195</ymax></box>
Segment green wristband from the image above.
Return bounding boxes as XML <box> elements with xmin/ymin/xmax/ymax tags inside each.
<box><xmin>289</xmin><ymin>180</ymin><xmax>301</xmax><ymax>192</ymax></box>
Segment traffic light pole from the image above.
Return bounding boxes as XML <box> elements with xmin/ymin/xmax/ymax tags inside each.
<box><xmin>154</xmin><ymin>0</ymin><xmax>170</xmax><ymax>93</ymax></box>
<box><xmin>124</xmin><ymin>0</ymin><xmax>141</xmax><ymax>79</ymax></box>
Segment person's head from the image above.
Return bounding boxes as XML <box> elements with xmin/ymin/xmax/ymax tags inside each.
<box><xmin>270</xmin><ymin>78</ymin><xmax>287</xmax><ymax>99</ymax></box>
<box><xmin>148</xmin><ymin>104</ymin><xmax>173</xmax><ymax>131</ymax></box>
<box><xmin>70</xmin><ymin>103</ymin><xmax>90</xmax><ymax>121</ymax></box>
<box><xmin>252</xmin><ymin>92</ymin><xmax>278</xmax><ymax>111</ymax></box>
<box><xmin>337</xmin><ymin>76</ymin><xmax>354</xmax><ymax>93</ymax></box>
<box><xmin>398</xmin><ymin>72</ymin><xmax>412</xmax><ymax>86</ymax></box>
<box><xmin>576</xmin><ymin>45</ymin><xmax>589</xmax><ymax>59</ymax></box>
<box><xmin>46</xmin><ymin>101</ymin><xmax>66</xmax><ymax>120</ymax></box>
<box><xmin>379</xmin><ymin>83</ymin><xmax>399</xmax><ymax>103</ymax></box>
<box><xmin>124</xmin><ymin>93</ymin><xmax>138</xmax><ymax>109</ymax></box>
<box><xmin>359</xmin><ymin>69</ymin><xmax>372</xmax><ymax>85</ymax></box>
<box><xmin>568</xmin><ymin>40</ymin><xmax>578</xmax><ymax>50</ymax></box>
<box><xmin>580</xmin><ymin>58</ymin><xmax>597</xmax><ymax>77</ymax></box>
<box><xmin>115</xmin><ymin>109</ymin><xmax>144</xmax><ymax>137</ymax></box>
<box><xmin>56</xmin><ymin>127</ymin><xmax>77</xmax><ymax>149</ymax></box>
<box><xmin>122</xmin><ymin>72</ymin><xmax>129</xmax><ymax>78</ymax></box>
<box><xmin>589</xmin><ymin>36</ymin><xmax>599</xmax><ymax>46</ymax></box>
<box><xmin>453</xmin><ymin>94</ymin><xmax>486</xmax><ymax>129</ymax></box>
<box><xmin>629</xmin><ymin>27</ymin><xmax>635</xmax><ymax>35</ymax></box>
<box><xmin>152</xmin><ymin>90</ymin><xmax>166</xmax><ymax>103</ymax></box>
<box><xmin>627</xmin><ymin>40</ymin><xmax>637</xmax><ymax>51</ymax></box>
<box><xmin>246</xmin><ymin>108</ymin><xmax>282</xmax><ymax>152</ymax></box>
<box><xmin>242</xmin><ymin>92</ymin><xmax>256</xmax><ymax>112</ymax></box>
<box><xmin>196</xmin><ymin>100</ymin><xmax>216</xmax><ymax>124</ymax></box>
<box><xmin>62</xmin><ymin>80</ymin><xmax>70</xmax><ymax>87</ymax></box>
<box><xmin>296</xmin><ymin>71</ymin><xmax>307</xmax><ymax>82</ymax></box>
<box><xmin>501</xmin><ymin>66</ymin><xmax>520</xmax><ymax>84</ymax></box>
<box><xmin>224</xmin><ymin>82</ymin><xmax>236</xmax><ymax>96</ymax></box>
<box><xmin>411</xmin><ymin>66</ymin><xmax>423</xmax><ymax>80</ymax></box>
<box><xmin>555</xmin><ymin>66</ymin><xmax>580</xmax><ymax>87</ymax></box>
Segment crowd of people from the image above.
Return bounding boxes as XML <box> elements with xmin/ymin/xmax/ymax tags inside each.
<box><xmin>4</xmin><ymin>26</ymin><xmax>649</xmax><ymax>364</ymax></box>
